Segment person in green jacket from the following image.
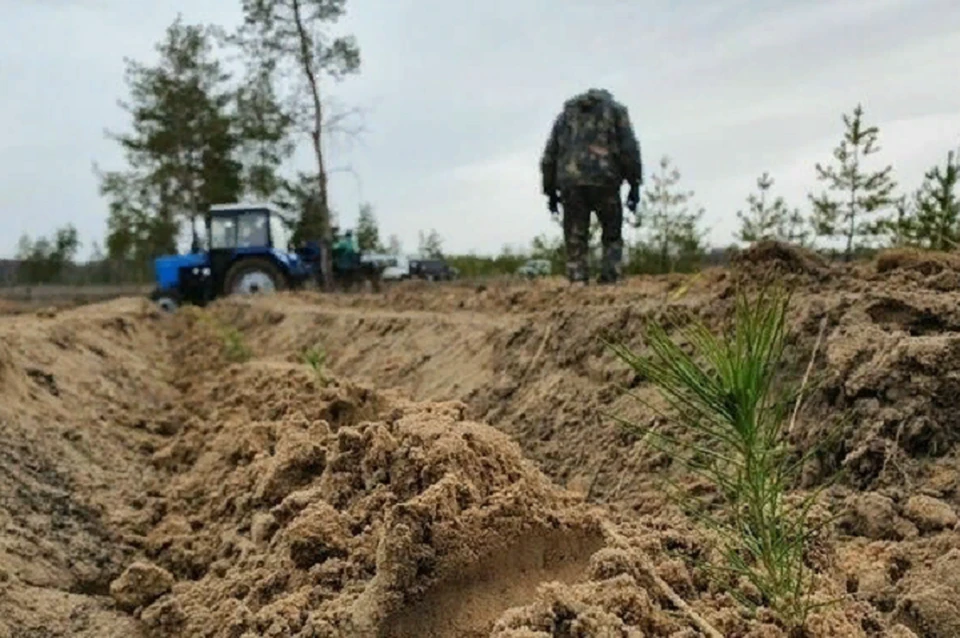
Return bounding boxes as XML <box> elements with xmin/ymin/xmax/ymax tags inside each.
<box><xmin>335</xmin><ymin>230</ymin><xmax>357</xmax><ymax>253</ymax></box>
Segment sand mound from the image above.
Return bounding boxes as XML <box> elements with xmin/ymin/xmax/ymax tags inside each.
<box><xmin>796</xmin><ymin>289</ymin><xmax>960</xmax><ymax>492</ymax></box>
<box><xmin>876</xmin><ymin>248</ymin><xmax>960</xmax><ymax>276</ymax></box>
<box><xmin>108</xmin><ymin>305</ymin><xmax>870</xmax><ymax>637</ymax></box>
<box><xmin>124</xmin><ymin>309</ymin><xmax>610</xmax><ymax>637</ymax></box>
<box><xmin>874</xmin><ymin>248</ymin><xmax>960</xmax><ymax>292</ymax></box>
<box><xmin>731</xmin><ymin>240</ymin><xmax>832</xmax><ymax>281</ymax></box>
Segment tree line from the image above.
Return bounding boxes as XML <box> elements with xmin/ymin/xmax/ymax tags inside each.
<box><xmin>10</xmin><ymin>1</ymin><xmax>959</xmax><ymax>283</ymax></box>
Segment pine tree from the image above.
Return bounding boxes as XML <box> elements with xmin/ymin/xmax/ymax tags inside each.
<box><xmin>912</xmin><ymin>148</ymin><xmax>960</xmax><ymax>251</ymax></box>
<box><xmin>881</xmin><ymin>196</ymin><xmax>918</xmax><ymax>248</ymax></box>
<box><xmin>235</xmin><ymin>64</ymin><xmax>294</xmax><ymax>200</ymax></box>
<box><xmin>780</xmin><ymin>208</ymin><xmax>810</xmax><ymax>247</ymax></box>
<box><xmin>736</xmin><ymin>172</ymin><xmax>809</xmax><ymax>246</ymax></box>
<box><xmin>97</xmin><ymin>15</ymin><xmax>243</xmax><ymax>258</ymax></box>
<box><xmin>635</xmin><ymin>156</ymin><xmax>707</xmax><ymax>273</ymax></box>
<box><xmin>809</xmin><ymin>103</ymin><xmax>896</xmax><ymax>259</ymax></box>
<box><xmin>355</xmin><ymin>203</ymin><xmax>382</xmax><ymax>252</ymax></box>
<box><xmin>99</xmin><ymin>171</ymin><xmax>180</xmax><ymax>260</ymax></box>
<box><xmin>737</xmin><ymin>172</ymin><xmax>788</xmax><ymax>243</ymax></box>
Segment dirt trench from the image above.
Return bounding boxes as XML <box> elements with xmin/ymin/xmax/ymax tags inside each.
<box><xmin>4</xmin><ymin>247</ymin><xmax>960</xmax><ymax>636</ymax></box>
<box><xmin>0</xmin><ymin>299</ymin><xmax>670</xmax><ymax>637</ymax></box>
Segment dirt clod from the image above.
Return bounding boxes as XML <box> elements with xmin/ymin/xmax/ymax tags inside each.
<box><xmin>897</xmin><ymin>549</ymin><xmax>960</xmax><ymax>637</ymax></box>
<box><xmin>110</xmin><ymin>561</ymin><xmax>175</xmax><ymax>611</ymax></box>
<box><xmin>903</xmin><ymin>494</ymin><xmax>958</xmax><ymax>533</ymax></box>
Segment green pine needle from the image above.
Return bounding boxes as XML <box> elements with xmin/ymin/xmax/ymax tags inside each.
<box><xmin>607</xmin><ymin>286</ymin><xmax>823</xmax><ymax>629</ymax></box>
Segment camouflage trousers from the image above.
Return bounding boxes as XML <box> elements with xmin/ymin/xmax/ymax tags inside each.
<box><xmin>560</xmin><ymin>185</ymin><xmax>624</xmax><ymax>283</ymax></box>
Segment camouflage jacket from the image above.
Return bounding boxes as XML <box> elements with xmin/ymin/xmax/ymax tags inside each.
<box><xmin>540</xmin><ymin>89</ymin><xmax>643</xmax><ymax>193</ymax></box>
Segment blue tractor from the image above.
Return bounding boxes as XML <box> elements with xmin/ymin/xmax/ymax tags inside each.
<box><xmin>149</xmin><ymin>203</ymin><xmax>318</xmax><ymax>311</ymax></box>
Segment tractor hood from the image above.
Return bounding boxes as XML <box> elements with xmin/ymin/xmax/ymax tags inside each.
<box><xmin>153</xmin><ymin>253</ymin><xmax>208</xmax><ymax>291</ymax></box>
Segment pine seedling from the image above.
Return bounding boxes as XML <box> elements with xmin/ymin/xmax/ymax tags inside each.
<box><xmin>607</xmin><ymin>287</ymin><xmax>826</xmax><ymax>629</ymax></box>
<box><xmin>302</xmin><ymin>344</ymin><xmax>330</xmax><ymax>384</ymax></box>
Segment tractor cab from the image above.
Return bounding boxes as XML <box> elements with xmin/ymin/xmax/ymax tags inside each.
<box><xmin>205</xmin><ymin>204</ymin><xmax>302</xmax><ymax>294</ymax></box>
<box><xmin>150</xmin><ymin>203</ymin><xmax>312</xmax><ymax>311</ymax></box>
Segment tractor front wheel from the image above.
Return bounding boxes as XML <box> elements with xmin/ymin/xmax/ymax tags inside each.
<box><xmin>224</xmin><ymin>258</ymin><xmax>287</xmax><ymax>296</ymax></box>
<box><xmin>155</xmin><ymin>296</ymin><xmax>179</xmax><ymax>312</ymax></box>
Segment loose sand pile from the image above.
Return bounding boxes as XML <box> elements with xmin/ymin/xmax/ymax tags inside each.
<box><xmin>3</xmin><ymin>248</ymin><xmax>960</xmax><ymax>636</ymax></box>
<box><xmin>0</xmin><ymin>300</ymin><xmax>176</xmax><ymax>637</ymax></box>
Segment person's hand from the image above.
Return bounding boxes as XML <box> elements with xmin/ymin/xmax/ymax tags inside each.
<box><xmin>625</xmin><ymin>183</ymin><xmax>640</xmax><ymax>214</ymax></box>
<box><xmin>548</xmin><ymin>192</ymin><xmax>560</xmax><ymax>215</ymax></box>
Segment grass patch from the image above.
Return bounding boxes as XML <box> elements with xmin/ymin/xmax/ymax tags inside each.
<box><xmin>220</xmin><ymin>325</ymin><xmax>251</xmax><ymax>362</ymax></box>
<box><xmin>302</xmin><ymin>344</ymin><xmax>330</xmax><ymax>384</ymax></box>
<box><xmin>194</xmin><ymin>309</ymin><xmax>252</xmax><ymax>363</ymax></box>
<box><xmin>607</xmin><ymin>287</ymin><xmax>826</xmax><ymax>631</ymax></box>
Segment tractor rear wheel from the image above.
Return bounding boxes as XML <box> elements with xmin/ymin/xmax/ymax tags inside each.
<box><xmin>224</xmin><ymin>258</ymin><xmax>287</xmax><ymax>296</ymax></box>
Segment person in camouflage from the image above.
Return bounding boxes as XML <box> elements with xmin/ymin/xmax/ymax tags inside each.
<box><xmin>539</xmin><ymin>89</ymin><xmax>643</xmax><ymax>284</ymax></box>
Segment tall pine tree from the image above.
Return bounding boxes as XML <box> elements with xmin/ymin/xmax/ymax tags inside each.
<box><xmin>235</xmin><ymin>63</ymin><xmax>295</xmax><ymax>201</ymax></box>
<box><xmin>809</xmin><ymin>103</ymin><xmax>896</xmax><ymax>259</ymax></box>
<box><xmin>97</xmin><ymin>15</ymin><xmax>243</xmax><ymax>258</ymax></box>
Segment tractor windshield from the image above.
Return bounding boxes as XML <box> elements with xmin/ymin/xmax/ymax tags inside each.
<box><xmin>236</xmin><ymin>212</ymin><xmax>269</xmax><ymax>247</ymax></box>
<box><xmin>208</xmin><ymin>208</ymin><xmax>282</xmax><ymax>250</ymax></box>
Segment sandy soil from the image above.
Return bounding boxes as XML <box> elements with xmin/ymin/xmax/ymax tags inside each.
<box><xmin>2</xmin><ymin>244</ymin><xmax>958</xmax><ymax>637</ymax></box>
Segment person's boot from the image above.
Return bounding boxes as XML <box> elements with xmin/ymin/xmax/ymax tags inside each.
<box><xmin>598</xmin><ymin>244</ymin><xmax>623</xmax><ymax>285</ymax></box>
<box><xmin>566</xmin><ymin>262</ymin><xmax>588</xmax><ymax>286</ymax></box>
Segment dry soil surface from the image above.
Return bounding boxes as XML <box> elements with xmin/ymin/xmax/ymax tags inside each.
<box><xmin>2</xmin><ymin>244</ymin><xmax>959</xmax><ymax>637</ymax></box>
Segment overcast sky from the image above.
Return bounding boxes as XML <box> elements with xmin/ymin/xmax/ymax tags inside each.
<box><xmin>3</xmin><ymin>0</ymin><xmax>960</xmax><ymax>258</ymax></box>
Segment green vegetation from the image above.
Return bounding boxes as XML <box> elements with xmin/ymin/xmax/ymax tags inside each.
<box><xmin>809</xmin><ymin>104</ymin><xmax>897</xmax><ymax>259</ymax></box>
<box><xmin>194</xmin><ymin>310</ymin><xmax>252</xmax><ymax>363</ymax></box>
<box><xmin>15</xmin><ymin>225</ymin><xmax>80</xmax><ymax>284</ymax></box>
<box><xmin>234</xmin><ymin>0</ymin><xmax>361</xmax><ymax>244</ymax></box>
<box><xmin>630</xmin><ymin>156</ymin><xmax>707</xmax><ymax>274</ymax></box>
<box><xmin>736</xmin><ymin>172</ymin><xmax>808</xmax><ymax>246</ymax></box>
<box><xmin>221</xmin><ymin>326</ymin><xmax>252</xmax><ymax>363</ymax></box>
<box><xmin>356</xmin><ymin>203</ymin><xmax>383</xmax><ymax>252</ymax></box>
<box><xmin>417</xmin><ymin>229</ymin><xmax>445</xmax><ymax>259</ymax></box>
<box><xmin>96</xmin><ymin>17</ymin><xmax>248</xmax><ymax>262</ymax></box>
<box><xmin>608</xmin><ymin>288</ymin><xmax>824</xmax><ymax>629</ymax></box>
<box><xmin>882</xmin><ymin>148</ymin><xmax>960</xmax><ymax>251</ymax></box>
<box><xmin>302</xmin><ymin>344</ymin><xmax>330</xmax><ymax>384</ymax></box>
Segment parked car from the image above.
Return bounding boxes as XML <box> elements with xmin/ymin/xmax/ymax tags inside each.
<box><xmin>516</xmin><ymin>259</ymin><xmax>552</xmax><ymax>278</ymax></box>
<box><xmin>409</xmin><ymin>258</ymin><xmax>456</xmax><ymax>281</ymax></box>
<box><xmin>380</xmin><ymin>255</ymin><xmax>411</xmax><ymax>281</ymax></box>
